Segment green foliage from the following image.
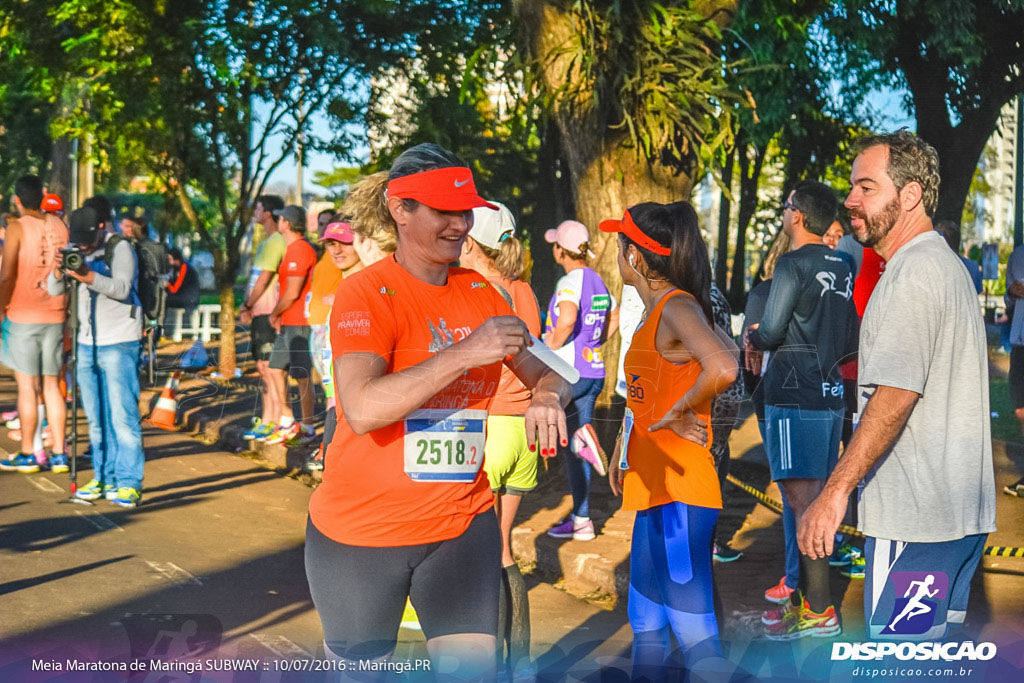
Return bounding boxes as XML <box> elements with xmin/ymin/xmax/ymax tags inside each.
<box><xmin>312</xmin><ymin>166</ymin><xmax>363</xmax><ymax>202</ymax></box>
<box><xmin>544</xmin><ymin>1</ymin><xmax>742</xmax><ymax>171</ymax></box>
<box><xmin>362</xmin><ymin>2</ymin><xmax>545</xmax><ymax>225</ymax></box>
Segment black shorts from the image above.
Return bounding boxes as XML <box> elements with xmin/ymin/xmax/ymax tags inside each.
<box><xmin>251</xmin><ymin>315</ymin><xmax>276</xmax><ymax>362</ymax></box>
<box><xmin>304</xmin><ymin>511</ymin><xmax>501</xmax><ymax>660</ymax></box>
<box><xmin>268</xmin><ymin>324</ymin><xmax>312</xmax><ymax>378</ymax></box>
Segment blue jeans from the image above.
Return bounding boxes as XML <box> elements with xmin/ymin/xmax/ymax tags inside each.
<box><xmin>78</xmin><ymin>341</ymin><xmax>145</xmax><ymax>491</ymax></box>
<box><xmin>561</xmin><ymin>377</ymin><xmax>603</xmax><ymax>518</ymax></box>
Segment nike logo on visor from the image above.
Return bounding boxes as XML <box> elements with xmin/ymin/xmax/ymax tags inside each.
<box><xmin>454</xmin><ymin>179</ymin><xmax>469</xmax><ymax>187</ymax></box>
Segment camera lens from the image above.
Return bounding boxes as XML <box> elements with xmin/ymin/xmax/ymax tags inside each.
<box><xmin>64</xmin><ymin>249</ymin><xmax>84</xmax><ymax>272</ymax></box>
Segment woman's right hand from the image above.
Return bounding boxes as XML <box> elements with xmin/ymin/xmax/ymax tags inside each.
<box><xmin>455</xmin><ymin>316</ymin><xmax>530</xmax><ymax>367</ymax></box>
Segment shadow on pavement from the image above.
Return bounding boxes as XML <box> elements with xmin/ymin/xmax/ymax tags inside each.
<box><xmin>0</xmin><ymin>555</ymin><xmax>133</xmax><ymax>596</ymax></box>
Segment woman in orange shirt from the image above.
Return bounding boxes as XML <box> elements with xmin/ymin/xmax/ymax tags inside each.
<box><xmin>602</xmin><ymin>202</ymin><xmax>738</xmax><ymax>679</ymax></box>
<box><xmin>305</xmin><ymin>143</ymin><xmax>570</xmax><ymax>678</ymax></box>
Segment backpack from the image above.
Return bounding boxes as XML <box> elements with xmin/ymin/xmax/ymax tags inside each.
<box><xmin>105</xmin><ymin>235</ymin><xmax>170</xmax><ymax>321</ymax></box>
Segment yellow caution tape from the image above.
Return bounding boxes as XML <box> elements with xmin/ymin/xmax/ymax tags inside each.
<box><xmin>725</xmin><ymin>474</ymin><xmax>1021</xmax><ymax>557</ymax></box>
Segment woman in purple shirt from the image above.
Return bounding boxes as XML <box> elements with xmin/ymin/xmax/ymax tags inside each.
<box><xmin>543</xmin><ymin>220</ymin><xmax>619</xmax><ymax>540</ymax></box>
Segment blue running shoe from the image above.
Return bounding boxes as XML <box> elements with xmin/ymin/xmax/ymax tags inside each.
<box><xmin>50</xmin><ymin>454</ymin><xmax>69</xmax><ymax>474</ymax></box>
<box><xmin>0</xmin><ymin>453</ymin><xmax>41</xmax><ymax>473</ymax></box>
<box><xmin>110</xmin><ymin>487</ymin><xmax>141</xmax><ymax>508</ymax></box>
<box><xmin>830</xmin><ymin>542</ymin><xmax>862</xmax><ymax>567</ymax></box>
<box><xmin>841</xmin><ymin>556</ymin><xmax>865</xmax><ymax>579</ymax></box>
<box><xmin>76</xmin><ymin>479</ymin><xmax>116</xmax><ymax>501</ymax></box>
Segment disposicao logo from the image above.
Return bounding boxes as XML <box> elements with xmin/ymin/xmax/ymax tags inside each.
<box><xmin>882</xmin><ymin>571</ymin><xmax>949</xmax><ymax>636</ymax></box>
<box><xmin>831</xmin><ymin>641</ymin><xmax>996</xmax><ymax>662</ymax></box>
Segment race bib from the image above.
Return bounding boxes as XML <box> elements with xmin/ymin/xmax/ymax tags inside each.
<box><xmin>404</xmin><ymin>409</ymin><xmax>487</xmax><ymax>483</ymax></box>
<box><xmin>618</xmin><ymin>407</ymin><xmax>635</xmax><ymax>471</ymax></box>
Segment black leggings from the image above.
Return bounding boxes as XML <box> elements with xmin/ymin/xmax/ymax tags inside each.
<box><xmin>305</xmin><ymin>512</ymin><xmax>501</xmax><ymax>660</ymax></box>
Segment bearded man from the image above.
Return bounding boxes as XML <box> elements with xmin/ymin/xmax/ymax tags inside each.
<box><xmin>797</xmin><ymin>130</ymin><xmax>995</xmax><ymax>641</ymax></box>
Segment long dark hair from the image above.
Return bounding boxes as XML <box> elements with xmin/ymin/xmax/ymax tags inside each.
<box><xmin>621</xmin><ymin>201</ymin><xmax>713</xmax><ymax>325</ymax></box>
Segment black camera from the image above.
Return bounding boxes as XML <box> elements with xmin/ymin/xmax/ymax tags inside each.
<box><xmin>62</xmin><ymin>245</ymin><xmax>87</xmax><ymax>272</ymax></box>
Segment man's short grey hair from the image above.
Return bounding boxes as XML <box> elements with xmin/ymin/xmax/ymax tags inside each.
<box><xmin>854</xmin><ymin>129</ymin><xmax>941</xmax><ymax>217</ymax></box>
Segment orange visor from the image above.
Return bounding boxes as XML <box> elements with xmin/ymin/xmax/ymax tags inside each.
<box><xmin>599</xmin><ymin>209</ymin><xmax>670</xmax><ymax>256</ymax></box>
<box><xmin>386</xmin><ymin>167</ymin><xmax>498</xmax><ymax>212</ymax></box>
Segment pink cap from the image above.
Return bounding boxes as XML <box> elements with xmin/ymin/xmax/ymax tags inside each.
<box><xmin>544</xmin><ymin>220</ymin><xmax>594</xmax><ymax>258</ymax></box>
<box><xmin>322</xmin><ymin>222</ymin><xmax>354</xmax><ymax>244</ymax></box>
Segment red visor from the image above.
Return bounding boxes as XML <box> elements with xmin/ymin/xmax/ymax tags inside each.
<box><xmin>387</xmin><ymin>168</ymin><xmax>498</xmax><ymax>212</ymax></box>
<box><xmin>599</xmin><ymin>209</ymin><xmax>670</xmax><ymax>256</ymax></box>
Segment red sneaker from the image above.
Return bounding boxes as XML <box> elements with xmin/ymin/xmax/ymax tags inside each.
<box><xmin>764</xmin><ymin>576</ymin><xmax>796</xmax><ymax>604</ymax></box>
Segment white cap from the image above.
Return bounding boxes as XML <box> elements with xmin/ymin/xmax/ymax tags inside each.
<box><xmin>470</xmin><ymin>201</ymin><xmax>516</xmax><ymax>249</ymax></box>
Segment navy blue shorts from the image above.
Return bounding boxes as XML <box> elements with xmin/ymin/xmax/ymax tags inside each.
<box><xmin>864</xmin><ymin>534</ymin><xmax>986</xmax><ymax>640</ymax></box>
<box><xmin>765</xmin><ymin>405</ymin><xmax>842</xmax><ymax>481</ymax></box>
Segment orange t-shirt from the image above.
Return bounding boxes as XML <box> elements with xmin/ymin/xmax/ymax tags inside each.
<box><xmin>621</xmin><ymin>291</ymin><xmax>722</xmax><ymax>512</ymax></box>
<box><xmin>8</xmin><ymin>214</ymin><xmax>68</xmax><ymax>324</ymax></box>
<box><xmin>488</xmin><ymin>277</ymin><xmax>541</xmax><ymax>416</ymax></box>
<box><xmin>306</xmin><ymin>253</ymin><xmax>343</xmax><ymax>326</ymax></box>
<box><xmin>309</xmin><ymin>256</ymin><xmax>512</xmax><ymax>547</ymax></box>
<box><xmin>277</xmin><ymin>238</ymin><xmax>317</xmax><ymax>326</ymax></box>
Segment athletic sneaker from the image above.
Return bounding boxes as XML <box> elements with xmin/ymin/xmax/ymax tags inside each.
<box><xmin>285</xmin><ymin>425</ymin><xmax>318</xmax><ymax>448</ymax></box>
<box><xmin>50</xmin><ymin>454</ymin><xmax>69</xmax><ymax>474</ymax></box>
<box><xmin>0</xmin><ymin>453</ymin><xmax>41</xmax><ymax>473</ymax></box>
<box><xmin>546</xmin><ymin>516</ymin><xmax>596</xmax><ymax>541</ymax></box>
<box><xmin>830</xmin><ymin>542</ymin><xmax>862</xmax><ymax>567</ymax></box>
<box><xmin>841</xmin><ymin>556</ymin><xmax>866</xmax><ymax>579</ymax></box>
<box><xmin>305</xmin><ymin>451</ymin><xmax>325</xmax><ymax>472</ymax></box>
<box><xmin>1</xmin><ymin>410</ymin><xmax>18</xmax><ymax>421</ymax></box>
<box><xmin>762</xmin><ymin>600</ymin><xmax>799</xmax><ymax>626</ymax></box>
<box><xmin>76</xmin><ymin>479</ymin><xmax>116</xmax><ymax>501</ymax></box>
<box><xmin>764</xmin><ymin>601</ymin><xmax>841</xmax><ymax>640</ymax></box>
<box><xmin>572</xmin><ymin>424</ymin><xmax>608</xmax><ymax>477</ymax></box>
<box><xmin>243</xmin><ymin>418</ymin><xmax>275</xmax><ymax>441</ymax></box>
<box><xmin>713</xmin><ymin>544</ymin><xmax>743</xmax><ymax>563</ymax></box>
<box><xmin>765</xmin><ymin>576</ymin><xmax>796</xmax><ymax>604</ymax></box>
<box><xmin>1003</xmin><ymin>478</ymin><xmax>1024</xmax><ymax>497</ymax></box>
<box><xmin>265</xmin><ymin>422</ymin><xmax>300</xmax><ymax>446</ymax></box>
<box><xmin>110</xmin><ymin>487</ymin><xmax>141</xmax><ymax>508</ymax></box>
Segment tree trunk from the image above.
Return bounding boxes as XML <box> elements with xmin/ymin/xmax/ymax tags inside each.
<box><xmin>922</xmin><ymin>111</ymin><xmax>1004</xmax><ymax>224</ymax></box>
<box><xmin>529</xmin><ymin>120</ymin><xmax>575</xmax><ymax>310</ymax></box>
<box><xmin>728</xmin><ymin>140</ymin><xmax>767</xmax><ymax>308</ymax></box>
<box><xmin>49</xmin><ymin>137</ymin><xmax>73</xmax><ymax>202</ymax></box>
<box><xmin>514</xmin><ymin>0</ymin><xmax>737</xmax><ymax>401</ymax></box>
<box><xmin>218</xmin><ymin>282</ymin><xmax>236</xmax><ymax>377</ymax></box>
<box><xmin>715</xmin><ymin>146</ymin><xmax>734</xmax><ymax>290</ymax></box>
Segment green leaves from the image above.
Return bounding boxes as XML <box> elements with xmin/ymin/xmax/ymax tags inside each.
<box><xmin>535</xmin><ymin>1</ymin><xmax>744</xmax><ymax>173</ymax></box>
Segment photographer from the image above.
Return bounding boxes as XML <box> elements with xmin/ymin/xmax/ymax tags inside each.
<box><xmin>47</xmin><ymin>206</ymin><xmax>145</xmax><ymax>508</ymax></box>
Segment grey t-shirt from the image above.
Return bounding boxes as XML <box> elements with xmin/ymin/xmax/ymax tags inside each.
<box><xmin>857</xmin><ymin>230</ymin><xmax>995</xmax><ymax>543</ymax></box>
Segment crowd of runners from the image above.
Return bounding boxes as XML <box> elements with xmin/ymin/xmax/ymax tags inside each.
<box><xmin>0</xmin><ymin>129</ymin><xmax>1006</xmax><ymax>679</ymax></box>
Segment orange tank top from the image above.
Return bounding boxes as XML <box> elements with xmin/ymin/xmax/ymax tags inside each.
<box><xmin>8</xmin><ymin>214</ymin><xmax>68</xmax><ymax>324</ymax></box>
<box><xmin>621</xmin><ymin>290</ymin><xmax>722</xmax><ymax>511</ymax></box>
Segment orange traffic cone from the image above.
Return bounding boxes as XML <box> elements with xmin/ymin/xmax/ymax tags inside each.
<box><xmin>147</xmin><ymin>371</ymin><xmax>181</xmax><ymax>431</ymax></box>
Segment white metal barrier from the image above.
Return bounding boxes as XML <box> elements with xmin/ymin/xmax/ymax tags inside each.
<box><xmin>167</xmin><ymin>304</ymin><xmax>222</xmax><ymax>342</ymax></box>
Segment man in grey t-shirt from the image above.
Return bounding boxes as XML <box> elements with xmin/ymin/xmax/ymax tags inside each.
<box><xmin>798</xmin><ymin>131</ymin><xmax>995</xmax><ymax>641</ymax></box>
